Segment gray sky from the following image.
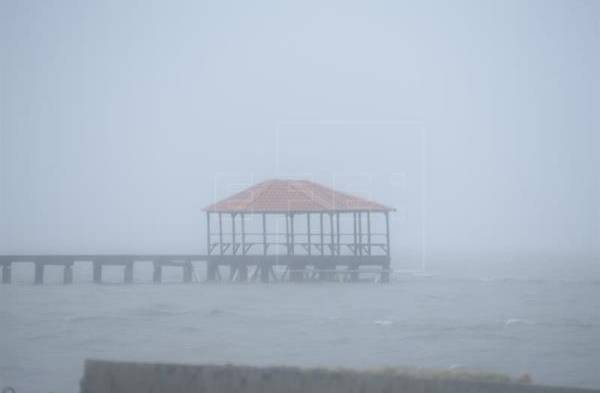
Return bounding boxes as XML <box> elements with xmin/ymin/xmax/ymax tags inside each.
<box><xmin>1</xmin><ymin>0</ymin><xmax>598</xmax><ymax>272</ymax></box>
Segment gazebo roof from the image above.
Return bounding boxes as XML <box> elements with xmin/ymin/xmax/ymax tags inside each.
<box><xmin>204</xmin><ymin>179</ymin><xmax>394</xmax><ymax>213</ymax></box>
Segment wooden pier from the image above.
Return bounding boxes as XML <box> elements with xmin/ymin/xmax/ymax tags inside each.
<box><xmin>0</xmin><ymin>254</ymin><xmax>391</xmax><ymax>285</ymax></box>
<box><xmin>0</xmin><ymin>179</ymin><xmax>396</xmax><ymax>285</ymax></box>
<box><xmin>0</xmin><ymin>255</ymin><xmax>200</xmax><ymax>285</ymax></box>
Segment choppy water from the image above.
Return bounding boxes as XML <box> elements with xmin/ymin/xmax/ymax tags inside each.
<box><xmin>1</xmin><ymin>269</ymin><xmax>600</xmax><ymax>393</ymax></box>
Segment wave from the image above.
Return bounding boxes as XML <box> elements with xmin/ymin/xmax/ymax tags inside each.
<box><xmin>504</xmin><ymin>318</ymin><xmax>536</xmax><ymax>327</ymax></box>
<box><xmin>128</xmin><ymin>305</ymin><xmax>194</xmax><ymax>318</ymax></box>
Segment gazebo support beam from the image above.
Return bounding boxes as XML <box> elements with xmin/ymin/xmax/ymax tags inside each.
<box><xmin>336</xmin><ymin>212</ymin><xmax>340</xmax><ymax>256</ymax></box>
<box><xmin>367</xmin><ymin>211</ymin><xmax>372</xmax><ymax>256</ymax></box>
<box><xmin>307</xmin><ymin>213</ymin><xmax>311</xmax><ymax>256</ymax></box>
<box><xmin>319</xmin><ymin>213</ymin><xmax>324</xmax><ymax>256</ymax></box>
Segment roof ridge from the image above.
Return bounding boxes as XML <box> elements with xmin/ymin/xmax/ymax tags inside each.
<box><xmin>204</xmin><ymin>178</ymin><xmax>394</xmax><ymax>212</ymax></box>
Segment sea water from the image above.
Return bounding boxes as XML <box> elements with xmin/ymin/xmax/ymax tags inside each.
<box><xmin>1</xmin><ymin>265</ymin><xmax>599</xmax><ymax>393</ymax></box>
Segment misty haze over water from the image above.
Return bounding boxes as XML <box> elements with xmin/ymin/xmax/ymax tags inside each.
<box><xmin>0</xmin><ymin>0</ymin><xmax>598</xmax><ymax>392</ymax></box>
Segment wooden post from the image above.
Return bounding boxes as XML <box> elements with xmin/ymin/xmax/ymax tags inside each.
<box><xmin>262</xmin><ymin>213</ymin><xmax>268</xmax><ymax>283</ymax></box>
<box><xmin>382</xmin><ymin>211</ymin><xmax>391</xmax><ymax>283</ymax></box>
<box><xmin>63</xmin><ymin>264</ymin><xmax>73</xmax><ymax>285</ymax></box>
<box><xmin>351</xmin><ymin>212</ymin><xmax>358</xmax><ymax>281</ymax></box>
<box><xmin>285</xmin><ymin>213</ymin><xmax>290</xmax><ymax>255</ymax></box>
<box><xmin>353</xmin><ymin>212</ymin><xmax>357</xmax><ymax>256</ymax></box>
<box><xmin>153</xmin><ymin>261</ymin><xmax>162</xmax><ymax>283</ymax></box>
<box><xmin>183</xmin><ymin>261</ymin><xmax>193</xmax><ymax>283</ymax></box>
<box><xmin>260</xmin><ymin>262</ymin><xmax>269</xmax><ymax>283</ymax></box>
<box><xmin>358</xmin><ymin>212</ymin><xmax>363</xmax><ymax>257</ymax></box>
<box><xmin>329</xmin><ymin>213</ymin><xmax>334</xmax><ymax>256</ymax></box>
<box><xmin>2</xmin><ymin>264</ymin><xmax>11</xmax><ymax>284</ymax></box>
<box><xmin>367</xmin><ymin>211</ymin><xmax>372</xmax><ymax>256</ymax></box>
<box><xmin>124</xmin><ymin>261</ymin><xmax>133</xmax><ymax>284</ymax></box>
<box><xmin>336</xmin><ymin>212</ymin><xmax>340</xmax><ymax>255</ymax></box>
<box><xmin>241</xmin><ymin>213</ymin><xmax>246</xmax><ymax>255</ymax></box>
<box><xmin>290</xmin><ymin>213</ymin><xmax>295</xmax><ymax>255</ymax></box>
<box><xmin>229</xmin><ymin>264</ymin><xmax>237</xmax><ymax>281</ymax></box>
<box><xmin>232</xmin><ymin>213</ymin><xmax>237</xmax><ymax>255</ymax></box>
<box><xmin>262</xmin><ymin>213</ymin><xmax>267</xmax><ymax>255</ymax></box>
<box><xmin>34</xmin><ymin>262</ymin><xmax>44</xmax><ymax>285</ymax></box>
<box><xmin>319</xmin><ymin>212</ymin><xmax>324</xmax><ymax>256</ymax></box>
<box><xmin>218</xmin><ymin>212</ymin><xmax>224</xmax><ymax>255</ymax></box>
<box><xmin>206</xmin><ymin>212</ymin><xmax>211</xmax><ymax>255</ymax></box>
<box><xmin>238</xmin><ymin>265</ymin><xmax>248</xmax><ymax>281</ymax></box>
<box><xmin>307</xmin><ymin>213</ymin><xmax>311</xmax><ymax>256</ymax></box>
<box><xmin>385</xmin><ymin>211</ymin><xmax>390</xmax><ymax>257</ymax></box>
<box><xmin>93</xmin><ymin>261</ymin><xmax>102</xmax><ymax>284</ymax></box>
<box><xmin>207</xmin><ymin>262</ymin><xmax>217</xmax><ymax>281</ymax></box>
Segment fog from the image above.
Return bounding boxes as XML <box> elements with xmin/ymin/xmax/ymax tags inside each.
<box><xmin>1</xmin><ymin>0</ymin><xmax>598</xmax><ymax>276</ymax></box>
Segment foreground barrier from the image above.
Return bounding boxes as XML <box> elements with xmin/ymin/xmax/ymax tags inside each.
<box><xmin>81</xmin><ymin>360</ymin><xmax>599</xmax><ymax>393</ymax></box>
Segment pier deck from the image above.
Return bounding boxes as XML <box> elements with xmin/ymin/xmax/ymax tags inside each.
<box><xmin>0</xmin><ymin>254</ymin><xmax>391</xmax><ymax>284</ymax></box>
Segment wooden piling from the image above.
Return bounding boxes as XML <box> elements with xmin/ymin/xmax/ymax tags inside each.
<box><xmin>2</xmin><ymin>264</ymin><xmax>11</xmax><ymax>284</ymax></box>
<box><xmin>63</xmin><ymin>264</ymin><xmax>73</xmax><ymax>284</ymax></box>
<box><xmin>349</xmin><ymin>265</ymin><xmax>359</xmax><ymax>282</ymax></box>
<box><xmin>237</xmin><ymin>265</ymin><xmax>248</xmax><ymax>282</ymax></box>
<box><xmin>207</xmin><ymin>262</ymin><xmax>217</xmax><ymax>281</ymax></box>
<box><xmin>93</xmin><ymin>262</ymin><xmax>102</xmax><ymax>284</ymax></box>
<box><xmin>183</xmin><ymin>262</ymin><xmax>193</xmax><ymax>283</ymax></box>
<box><xmin>260</xmin><ymin>263</ymin><xmax>269</xmax><ymax>283</ymax></box>
<box><xmin>152</xmin><ymin>261</ymin><xmax>162</xmax><ymax>283</ymax></box>
<box><xmin>124</xmin><ymin>262</ymin><xmax>134</xmax><ymax>284</ymax></box>
<box><xmin>381</xmin><ymin>259</ymin><xmax>391</xmax><ymax>283</ymax></box>
<box><xmin>34</xmin><ymin>262</ymin><xmax>44</xmax><ymax>285</ymax></box>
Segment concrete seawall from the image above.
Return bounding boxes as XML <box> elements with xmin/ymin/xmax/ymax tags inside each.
<box><xmin>81</xmin><ymin>360</ymin><xmax>600</xmax><ymax>393</ymax></box>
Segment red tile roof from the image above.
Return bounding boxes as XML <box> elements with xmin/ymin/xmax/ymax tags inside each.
<box><xmin>204</xmin><ymin>179</ymin><xmax>394</xmax><ymax>213</ymax></box>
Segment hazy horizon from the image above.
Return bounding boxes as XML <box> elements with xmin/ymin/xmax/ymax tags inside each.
<box><xmin>1</xmin><ymin>0</ymin><xmax>598</xmax><ymax>276</ymax></box>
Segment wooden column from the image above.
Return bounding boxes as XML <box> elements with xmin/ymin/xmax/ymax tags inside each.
<box><xmin>207</xmin><ymin>262</ymin><xmax>217</xmax><ymax>281</ymax></box>
<box><xmin>307</xmin><ymin>213</ymin><xmax>312</xmax><ymax>256</ymax></box>
<box><xmin>329</xmin><ymin>213</ymin><xmax>335</xmax><ymax>256</ymax></box>
<box><xmin>382</xmin><ymin>211</ymin><xmax>391</xmax><ymax>283</ymax></box>
<box><xmin>241</xmin><ymin>213</ymin><xmax>246</xmax><ymax>255</ymax></box>
<box><xmin>261</xmin><ymin>213</ymin><xmax>268</xmax><ymax>283</ymax></box>
<box><xmin>124</xmin><ymin>261</ymin><xmax>133</xmax><ymax>284</ymax></box>
<box><xmin>238</xmin><ymin>265</ymin><xmax>248</xmax><ymax>281</ymax></box>
<box><xmin>93</xmin><ymin>261</ymin><xmax>102</xmax><ymax>283</ymax></box>
<box><xmin>385</xmin><ymin>211</ymin><xmax>390</xmax><ymax>257</ymax></box>
<box><xmin>351</xmin><ymin>213</ymin><xmax>359</xmax><ymax>282</ymax></box>
<box><xmin>236</xmin><ymin>212</ymin><xmax>246</xmax><ymax>281</ymax></box>
<box><xmin>153</xmin><ymin>261</ymin><xmax>162</xmax><ymax>283</ymax></box>
<box><xmin>183</xmin><ymin>261</ymin><xmax>193</xmax><ymax>283</ymax></box>
<box><xmin>367</xmin><ymin>211</ymin><xmax>372</xmax><ymax>256</ymax></box>
<box><xmin>206</xmin><ymin>212</ymin><xmax>211</xmax><ymax>255</ymax></box>
<box><xmin>230</xmin><ymin>213</ymin><xmax>237</xmax><ymax>279</ymax></box>
<box><xmin>319</xmin><ymin>213</ymin><xmax>324</xmax><ymax>256</ymax></box>
<box><xmin>218</xmin><ymin>212</ymin><xmax>224</xmax><ymax>255</ymax></box>
<box><xmin>336</xmin><ymin>212</ymin><xmax>340</xmax><ymax>255</ymax></box>
<box><xmin>34</xmin><ymin>262</ymin><xmax>44</xmax><ymax>285</ymax></box>
<box><xmin>232</xmin><ymin>213</ymin><xmax>237</xmax><ymax>255</ymax></box>
<box><xmin>262</xmin><ymin>213</ymin><xmax>267</xmax><ymax>255</ymax></box>
<box><xmin>260</xmin><ymin>262</ymin><xmax>269</xmax><ymax>283</ymax></box>
<box><xmin>63</xmin><ymin>264</ymin><xmax>73</xmax><ymax>285</ymax></box>
<box><xmin>2</xmin><ymin>264</ymin><xmax>11</xmax><ymax>284</ymax></box>
<box><xmin>352</xmin><ymin>212</ymin><xmax>357</xmax><ymax>256</ymax></box>
<box><xmin>285</xmin><ymin>213</ymin><xmax>290</xmax><ymax>255</ymax></box>
<box><xmin>290</xmin><ymin>213</ymin><xmax>295</xmax><ymax>255</ymax></box>
<box><xmin>358</xmin><ymin>212</ymin><xmax>363</xmax><ymax>257</ymax></box>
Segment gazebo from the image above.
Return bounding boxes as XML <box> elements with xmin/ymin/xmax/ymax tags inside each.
<box><xmin>204</xmin><ymin>179</ymin><xmax>395</xmax><ymax>283</ymax></box>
